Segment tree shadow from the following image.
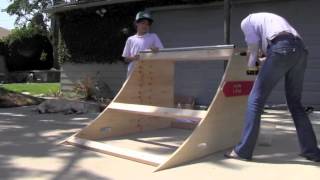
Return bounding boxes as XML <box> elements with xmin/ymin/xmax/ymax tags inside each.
<box><xmin>160</xmin><ymin>110</ymin><xmax>320</xmax><ymax>171</ymax></box>
<box><xmin>0</xmin><ymin>106</ymin><xmax>110</xmax><ymax>179</ymax></box>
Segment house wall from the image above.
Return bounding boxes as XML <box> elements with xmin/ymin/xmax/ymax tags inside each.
<box><xmin>150</xmin><ymin>0</ymin><xmax>320</xmax><ymax>106</ymax></box>
<box><xmin>150</xmin><ymin>4</ymin><xmax>226</xmax><ymax>105</ymax></box>
<box><xmin>61</xmin><ymin>62</ymin><xmax>127</xmax><ymax>96</ymax></box>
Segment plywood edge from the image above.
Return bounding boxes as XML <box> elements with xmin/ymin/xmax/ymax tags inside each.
<box><xmin>139</xmin><ymin>49</ymin><xmax>234</xmax><ymax>61</ymax></box>
<box><xmin>65</xmin><ymin>136</ymin><xmax>166</xmax><ymax>166</ymax></box>
<box><xmin>139</xmin><ymin>45</ymin><xmax>234</xmax><ymax>61</ymax></box>
<box><xmin>108</xmin><ymin>102</ymin><xmax>206</xmax><ymax>121</ymax></box>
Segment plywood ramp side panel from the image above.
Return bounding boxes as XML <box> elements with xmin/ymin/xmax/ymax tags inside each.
<box><xmin>155</xmin><ymin>93</ymin><xmax>247</xmax><ymax>171</ymax></box>
<box><xmin>115</xmin><ymin>61</ymin><xmax>175</xmax><ymax>107</ymax></box>
<box><xmin>224</xmin><ymin>52</ymin><xmax>253</xmax><ymax>81</ymax></box>
<box><xmin>156</xmin><ymin>54</ymin><xmax>255</xmax><ymax>171</ymax></box>
<box><xmin>65</xmin><ymin>63</ymin><xmax>135</xmax><ymax>140</ymax></box>
<box><xmin>140</xmin><ymin>48</ymin><xmax>234</xmax><ymax>61</ymax></box>
<box><xmin>69</xmin><ymin>60</ymin><xmax>174</xmax><ymax>140</ymax></box>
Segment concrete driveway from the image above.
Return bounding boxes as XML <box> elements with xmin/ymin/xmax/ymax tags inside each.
<box><xmin>0</xmin><ymin>106</ymin><xmax>319</xmax><ymax>180</ymax></box>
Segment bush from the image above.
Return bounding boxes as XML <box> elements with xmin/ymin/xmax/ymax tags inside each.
<box><xmin>3</xmin><ymin>26</ymin><xmax>42</xmax><ymax>45</ymax></box>
<box><xmin>0</xmin><ymin>39</ymin><xmax>8</xmax><ymax>56</ymax></box>
<box><xmin>2</xmin><ymin>25</ymin><xmax>54</xmax><ymax>71</ymax></box>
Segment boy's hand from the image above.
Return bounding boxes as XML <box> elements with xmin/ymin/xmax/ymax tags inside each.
<box><xmin>125</xmin><ymin>55</ymin><xmax>139</xmax><ymax>63</ymax></box>
<box><xmin>133</xmin><ymin>54</ymin><xmax>140</xmax><ymax>61</ymax></box>
<box><xmin>150</xmin><ymin>47</ymin><xmax>159</xmax><ymax>53</ymax></box>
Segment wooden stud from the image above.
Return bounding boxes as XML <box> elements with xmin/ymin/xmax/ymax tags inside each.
<box><xmin>108</xmin><ymin>102</ymin><xmax>206</xmax><ymax>121</ymax></box>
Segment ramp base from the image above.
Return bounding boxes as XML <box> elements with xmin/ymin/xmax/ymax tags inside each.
<box><xmin>66</xmin><ymin>128</ymin><xmax>191</xmax><ymax>166</ymax></box>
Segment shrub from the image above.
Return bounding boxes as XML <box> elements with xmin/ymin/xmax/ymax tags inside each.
<box><xmin>0</xmin><ymin>39</ymin><xmax>8</xmax><ymax>56</ymax></box>
<box><xmin>3</xmin><ymin>25</ymin><xmax>54</xmax><ymax>71</ymax></box>
<box><xmin>3</xmin><ymin>25</ymin><xmax>44</xmax><ymax>45</ymax></box>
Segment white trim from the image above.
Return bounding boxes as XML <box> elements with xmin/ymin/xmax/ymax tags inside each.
<box><xmin>46</xmin><ymin>0</ymin><xmax>143</xmax><ymax>14</ymax></box>
<box><xmin>147</xmin><ymin>0</ymin><xmax>290</xmax><ymax>12</ymax></box>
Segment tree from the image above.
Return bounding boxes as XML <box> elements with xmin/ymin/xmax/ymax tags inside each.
<box><xmin>5</xmin><ymin>0</ymin><xmax>52</xmax><ymax>27</ymax></box>
<box><xmin>4</xmin><ymin>0</ymin><xmax>62</xmax><ymax>68</ymax></box>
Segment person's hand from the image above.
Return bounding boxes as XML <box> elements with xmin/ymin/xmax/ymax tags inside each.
<box><xmin>125</xmin><ymin>55</ymin><xmax>140</xmax><ymax>63</ymax></box>
<box><xmin>133</xmin><ymin>54</ymin><xmax>140</xmax><ymax>61</ymax></box>
<box><xmin>246</xmin><ymin>66</ymin><xmax>259</xmax><ymax>75</ymax></box>
<box><xmin>150</xmin><ymin>47</ymin><xmax>159</xmax><ymax>53</ymax></box>
<box><xmin>258</xmin><ymin>53</ymin><xmax>266</xmax><ymax>62</ymax></box>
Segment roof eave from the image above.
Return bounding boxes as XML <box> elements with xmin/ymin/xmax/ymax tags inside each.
<box><xmin>46</xmin><ymin>0</ymin><xmax>144</xmax><ymax>14</ymax></box>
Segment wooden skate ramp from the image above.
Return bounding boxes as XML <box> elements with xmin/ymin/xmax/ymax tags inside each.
<box><xmin>64</xmin><ymin>45</ymin><xmax>256</xmax><ymax>171</ymax></box>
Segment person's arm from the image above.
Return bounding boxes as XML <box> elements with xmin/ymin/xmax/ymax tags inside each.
<box><xmin>122</xmin><ymin>38</ymin><xmax>139</xmax><ymax>63</ymax></box>
<box><xmin>150</xmin><ymin>34</ymin><xmax>164</xmax><ymax>53</ymax></box>
<box><xmin>246</xmin><ymin>44</ymin><xmax>260</xmax><ymax>75</ymax></box>
<box><xmin>247</xmin><ymin>43</ymin><xmax>259</xmax><ymax>69</ymax></box>
<box><xmin>124</xmin><ymin>55</ymin><xmax>139</xmax><ymax>63</ymax></box>
<box><xmin>241</xmin><ymin>18</ymin><xmax>260</xmax><ymax>75</ymax></box>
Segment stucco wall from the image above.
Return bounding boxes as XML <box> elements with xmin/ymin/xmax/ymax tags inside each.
<box><xmin>61</xmin><ymin>62</ymin><xmax>127</xmax><ymax>95</ymax></box>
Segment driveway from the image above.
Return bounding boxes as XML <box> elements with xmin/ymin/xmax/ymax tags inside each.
<box><xmin>0</xmin><ymin>106</ymin><xmax>319</xmax><ymax>180</ymax></box>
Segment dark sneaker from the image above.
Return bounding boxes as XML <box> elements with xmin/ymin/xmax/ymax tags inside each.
<box><xmin>300</xmin><ymin>154</ymin><xmax>320</xmax><ymax>162</ymax></box>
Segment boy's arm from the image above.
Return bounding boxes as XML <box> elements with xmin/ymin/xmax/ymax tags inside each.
<box><xmin>154</xmin><ymin>34</ymin><xmax>164</xmax><ymax>49</ymax></box>
<box><xmin>122</xmin><ymin>38</ymin><xmax>139</xmax><ymax>62</ymax></box>
<box><xmin>124</xmin><ymin>55</ymin><xmax>139</xmax><ymax>63</ymax></box>
<box><xmin>150</xmin><ymin>34</ymin><xmax>164</xmax><ymax>53</ymax></box>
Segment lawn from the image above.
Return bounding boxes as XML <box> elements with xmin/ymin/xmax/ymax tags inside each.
<box><xmin>1</xmin><ymin>83</ymin><xmax>60</xmax><ymax>96</ymax></box>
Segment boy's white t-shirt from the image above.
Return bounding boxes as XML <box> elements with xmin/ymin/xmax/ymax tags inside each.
<box><xmin>122</xmin><ymin>33</ymin><xmax>163</xmax><ymax>75</ymax></box>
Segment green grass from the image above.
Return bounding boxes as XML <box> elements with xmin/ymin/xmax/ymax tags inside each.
<box><xmin>1</xmin><ymin>83</ymin><xmax>60</xmax><ymax>96</ymax></box>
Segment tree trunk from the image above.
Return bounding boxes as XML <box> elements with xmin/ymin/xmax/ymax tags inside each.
<box><xmin>51</xmin><ymin>14</ymin><xmax>60</xmax><ymax>69</ymax></box>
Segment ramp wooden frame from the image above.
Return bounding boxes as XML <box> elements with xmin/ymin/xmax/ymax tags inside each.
<box><xmin>64</xmin><ymin>45</ymin><xmax>256</xmax><ymax>171</ymax></box>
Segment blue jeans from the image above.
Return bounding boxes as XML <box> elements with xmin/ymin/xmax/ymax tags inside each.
<box><xmin>235</xmin><ymin>36</ymin><xmax>320</xmax><ymax>159</ymax></box>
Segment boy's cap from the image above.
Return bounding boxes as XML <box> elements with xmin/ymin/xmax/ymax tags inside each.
<box><xmin>135</xmin><ymin>11</ymin><xmax>153</xmax><ymax>24</ymax></box>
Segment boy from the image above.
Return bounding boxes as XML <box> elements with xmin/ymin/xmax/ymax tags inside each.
<box><xmin>122</xmin><ymin>11</ymin><xmax>163</xmax><ymax>76</ymax></box>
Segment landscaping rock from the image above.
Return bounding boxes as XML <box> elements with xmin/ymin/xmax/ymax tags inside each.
<box><xmin>35</xmin><ymin>99</ymin><xmax>107</xmax><ymax>114</ymax></box>
<box><xmin>0</xmin><ymin>87</ymin><xmax>44</xmax><ymax>107</ymax></box>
